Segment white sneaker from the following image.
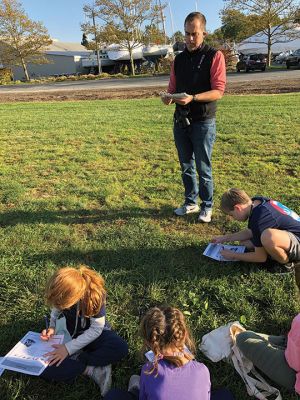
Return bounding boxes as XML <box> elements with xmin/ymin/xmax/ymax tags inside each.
<box><xmin>198</xmin><ymin>209</ymin><xmax>212</xmax><ymax>223</ymax></box>
<box><xmin>89</xmin><ymin>364</ymin><xmax>112</xmax><ymax>396</ymax></box>
<box><xmin>128</xmin><ymin>374</ymin><xmax>140</xmax><ymax>392</ymax></box>
<box><xmin>174</xmin><ymin>204</ymin><xmax>200</xmax><ymax>216</ymax></box>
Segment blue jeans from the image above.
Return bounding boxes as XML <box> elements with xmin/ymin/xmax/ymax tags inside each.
<box><xmin>174</xmin><ymin>118</ymin><xmax>216</xmax><ymax>211</ymax></box>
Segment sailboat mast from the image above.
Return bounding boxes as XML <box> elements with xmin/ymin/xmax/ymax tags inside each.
<box><xmin>158</xmin><ymin>0</ymin><xmax>167</xmax><ymax>44</ymax></box>
<box><xmin>168</xmin><ymin>2</ymin><xmax>175</xmax><ymax>43</ymax></box>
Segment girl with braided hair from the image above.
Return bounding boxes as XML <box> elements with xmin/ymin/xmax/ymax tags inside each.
<box><xmin>40</xmin><ymin>265</ymin><xmax>128</xmax><ymax>396</ymax></box>
<box><xmin>138</xmin><ymin>305</ymin><xmax>211</xmax><ymax>399</ymax></box>
<box><xmin>104</xmin><ymin>306</ymin><xmax>234</xmax><ymax>400</ymax></box>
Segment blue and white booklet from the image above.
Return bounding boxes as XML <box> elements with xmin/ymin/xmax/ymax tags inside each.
<box><xmin>203</xmin><ymin>243</ymin><xmax>245</xmax><ymax>262</ymax></box>
<box><xmin>0</xmin><ymin>331</ymin><xmax>63</xmax><ymax>376</ymax></box>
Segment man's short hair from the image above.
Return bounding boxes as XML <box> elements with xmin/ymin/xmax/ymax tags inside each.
<box><xmin>184</xmin><ymin>12</ymin><xmax>206</xmax><ymax>29</ymax></box>
<box><xmin>220</xmin><ymin>188</ymin><xmax>251</xmax><ymax>213</ymax></box>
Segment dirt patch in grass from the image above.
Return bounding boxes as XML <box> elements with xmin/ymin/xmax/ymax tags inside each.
<box><xmin>0</xmin><ymin>78</ymin><xmax>299</xmax><ymax>102</ymax></box>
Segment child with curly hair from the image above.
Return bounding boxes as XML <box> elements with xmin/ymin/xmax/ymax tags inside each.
<box><xmin>40</xmin><ymin>265</ymin><xmax>128</xmax><ymax>396</ymax></box>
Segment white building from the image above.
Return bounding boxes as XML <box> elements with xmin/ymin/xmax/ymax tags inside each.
<box><xmin>237</xmin><ymin>25</ymin><xmax>300</xmax><ymax>55</ymax></box>
<box><xmin>11</xmin><ymin>39</ymin><xmax>92</xmax><ymax>80</ymax></box>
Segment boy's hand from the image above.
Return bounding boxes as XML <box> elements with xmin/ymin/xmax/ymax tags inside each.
<box><xmin>44</xmin><ymin>344</ymin><xmax>68</xmax><ymax>366</ymax></box>
<box><xmin>211</xmin><ymin>235</ymin><xmax>228</xmax><ymax>244</ymax></box>
<box><xmin>220</xmin><ymin>249</ymin><xmax>237</xmax><ymax>260</ymax></box>
<box><xmin>40</xmin><ymin>327</ymin><xmax>55</xmax><ymax>341</ymax></box>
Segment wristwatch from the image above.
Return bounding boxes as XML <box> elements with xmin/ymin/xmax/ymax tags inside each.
<box><xmin>193</xmin><ymin>95</ymin><xmax>197</xmax><ymax>102</ymax></box>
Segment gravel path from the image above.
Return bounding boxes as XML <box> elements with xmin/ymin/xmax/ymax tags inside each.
<box><xmin>0</xmin><ymin>77</ymin><xmax>299</xmax><ymax>102</ymax></box>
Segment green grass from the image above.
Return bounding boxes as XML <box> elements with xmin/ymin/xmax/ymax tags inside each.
<box><xmin>0</xmin><ymin>94</ymin><xmax>299</xmax><ymax>400</ymax></box>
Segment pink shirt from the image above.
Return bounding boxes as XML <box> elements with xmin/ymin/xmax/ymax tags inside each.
<box><xmin>168</xmin><ymin>50</ymin><xmax>226</xmax><ymax>94</ymax></box>
<box><xmin>285</xmin><ymin>313</ymin><xmax>300</xmax><ymax>393</ymax></box>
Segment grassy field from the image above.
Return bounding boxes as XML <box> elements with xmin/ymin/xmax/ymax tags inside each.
<box><xmin>0</xmin><ymin>94</ymin><xmax>299</xmax><ymax>400</ymax></box>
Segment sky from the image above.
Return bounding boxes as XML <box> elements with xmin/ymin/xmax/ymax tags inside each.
<box><xmin>20</xmin><ymin>0</ymin><xmax>225</xmax><ymax>43</ymax></box>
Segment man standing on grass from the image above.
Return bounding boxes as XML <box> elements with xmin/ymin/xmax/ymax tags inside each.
<box><xmin>161</xmin><ymin>12</ymin><xmax>226</xmax><ymax>223</ymax></box>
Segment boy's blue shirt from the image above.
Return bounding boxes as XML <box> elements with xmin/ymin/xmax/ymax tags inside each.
<box><xmin>248</xmin><ymin>196</ymin><xmax>300</xmax><ymax>247</ymax></box>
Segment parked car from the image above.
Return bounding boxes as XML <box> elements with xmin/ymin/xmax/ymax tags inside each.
<box><xmin>236</xmin><ymin>54</ymin><xmax>267</xmax><ymax>72</ymax></box>
<box><xmin>286</xmin><ymin>49</ymin><xmax>300</xmax><ymax>69</ymax></box>
<box><xmin>275</xmin><ymin>50</ymin><xmax>293</xmax><ymax>64</ymax></box>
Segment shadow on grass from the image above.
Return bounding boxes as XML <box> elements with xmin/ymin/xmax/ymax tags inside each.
<box><xmin>25</xmin><ymin>246</ymin><xmax>249</xmax><ymax>281</ymax></box>
<box><xmin>0</xmin><ymin>206</ymin><xmax>172</xmax><ymax>227</ymax></box>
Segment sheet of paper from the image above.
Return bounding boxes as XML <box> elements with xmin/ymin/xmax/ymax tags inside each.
<box><xmin>203</xmin><ymin>243</ymin><xmax>246</xmax><ymax>262</ymax></box>
<box><xmin>0</xmin><ymin>357</ymin><xmax>4</xmax><ymax>377</ymax></box>
<box><xmin>160</xmin><ymin>92</ymin><xmax>189</xmax><ymax>99</ymax></box>
<box><xmin>145</xmin><ymin>345</ymin><xmax>191</xmax><ymax>362</ymax></box>
<box><xmin>0</xmin><ymin>331</ymin><xmax>64</xmax><ymax>376</ymax></box>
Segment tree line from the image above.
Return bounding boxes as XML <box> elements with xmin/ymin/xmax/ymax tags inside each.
<box><xmin>0</xmin><ymin>0</ymin><xmax>299</xmax><ymax>81</ymax></box>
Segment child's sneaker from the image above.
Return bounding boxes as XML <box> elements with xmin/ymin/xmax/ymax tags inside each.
<box><xmin>198</xmin><ymin>209</ymin><xmax>212</xmax><ymax>223</ymax></box>
<box><xmin>88</xmin><ymin>364</ymin><xmax>112</xmax><ymax>396</ymax></box>
<box><xmin>128</xmin><ymin>374</ymin><xmax>140</xmax><ymax>393</ymax></box>
<box><xmin>174</xmin><ymin>204</ymin><xmax>199</xmax><ymax>216</ymax></box>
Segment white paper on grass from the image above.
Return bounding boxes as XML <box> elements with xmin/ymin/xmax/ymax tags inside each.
<box><xmin>203</xmin><ymin>243</ymin><xmax>246</xmax><ymax>262</ymax></box>
<box><xmin>0</xmin><ymin>331</ymin><xmax>64</xmax><ymax>376</ymax></box>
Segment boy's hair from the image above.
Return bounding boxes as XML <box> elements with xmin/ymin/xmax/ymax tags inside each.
<box><xmin>140</xmin><ymin>306</ymin><xmax>195</xmax><ymax>375</ymax></box>
<box><xmin>184</xmin><ymin>12</ymin><xmax>206</xmax><ymax>29</ymax></box>
<box><xmin>46</xmin><ymin>265</ymin><xmax>106</xmax><ymax>317</ymax></box>
<box><xmin>220</xmin><ymin>188</ymin><xmax>251</xmax><ymax>213</ymax></box>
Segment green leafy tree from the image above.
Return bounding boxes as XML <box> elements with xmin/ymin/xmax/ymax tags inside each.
<box><xmin>220</xmin><ymin>9</ymin><xmax>266</xmax><ymax>43</ymax></box>
<box><xmin>143</xmin><ymin>24</ymin><xmax>166</xmax><ymax>44</ymax></box>
<box><xmin>224</xmin><ymin>0</ymin><xmax>300</xmax><ymax>65</ymax></box>
<box><xmin>93</xmin><ymin>0</ymin><xmax>165</xmax><ymax>75</ymax></box>
<box><xmin>171</xmin><ymin>30</ymin><xmax>184</xmax><ymax>43</ymax></box>
<box><xmin>0</xmin><ymin>0</ymin><xmax>52</xmax><ymax>81</ymax></box>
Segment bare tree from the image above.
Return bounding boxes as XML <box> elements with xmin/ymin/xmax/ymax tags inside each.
<box><xmin>93</xmin><ymin>0</ymin><xmax>164</xmax><ymax>75</ymax></box>
<box><xmin>0</xmin><ymin>0</ymin><xmax>52</xmax><ymax>81</ymax></box>
<box><xmin>82</xmin><ymin>3</ymin><xmax>103</xmax><ymax>74</ymax></box>
<box><xmin>224</xmin><ymin>0</ymin><xmax>300</xmax><ymax>65</ymax></box>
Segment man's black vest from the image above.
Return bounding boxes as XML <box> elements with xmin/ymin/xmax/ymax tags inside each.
<box><xmin>174</xmin><ymin>43</ymin><xmax>217</xmax><ymax>121</ymax></box>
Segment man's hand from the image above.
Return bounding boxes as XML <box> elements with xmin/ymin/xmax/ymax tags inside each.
<box><xmin>174</xmin><ymin>95</ymin><xmax>193</xmax><ymax>106</ymax></box>
<box><xmin>40</xmin><ymin>327</ymin><xmax>55</xmax><ymax>341</ymax></box>
<box><xmin>160</xmin><ymin>94</ymin><xmax>173</xmax><ymax>105</ymax></box>
<box><xmin>44</xmin><ymin>344</ymin><xmax>69</xmax><ymax>366</ymax></box>
<box><xmin>220</xmin><ymin>249</ymin><xmax>237</xmax><ymax>261</ymax></box>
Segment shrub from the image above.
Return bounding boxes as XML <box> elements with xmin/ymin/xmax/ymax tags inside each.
<box><xmin>55</xmin><ymin>76</ymin><xmax>67</xmax><ymax>81</ymax></box>
<box><xmin>0</xmin><ymin>68</ymin><xmax>13</xmax><ymax>85</ymax></box>
<box><xmin>219</xmin><ymin>48</ymin><xmax>238</xmax><ymax>71</ymax></box>
<box><xmin>86</xmin><ymin>74</ymin><xmax>97</xmax><ymax>80</ymax></box>
<box><xmin>99</xmin><ymin>72</ymin><xmax>110</xmax><ymax>79</ymax></box>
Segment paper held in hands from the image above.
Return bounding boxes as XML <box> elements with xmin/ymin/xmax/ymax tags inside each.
<box><xmin>203</xmin><ymin>243</ymin><xmax>246</xmax><ymax>262</ymax></box>
<box><xmin>160</xmin><ymin>92</ymin><xmax>189</xmax><ymax>100</ymax></box>
<box><xmin>0</xmin><ymin>331</ymin><xmax>64</xmax><ymax>376</ymax></box>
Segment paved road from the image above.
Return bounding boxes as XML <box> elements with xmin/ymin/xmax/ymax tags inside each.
<box><xmin>0</xmin><ymin>69</ymin><xmax>299</xmax><ymax>94</ymax></box>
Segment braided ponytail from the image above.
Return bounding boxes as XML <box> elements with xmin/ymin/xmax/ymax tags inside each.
<box><xmin>79</xmin><ymin>265</ymin><xmax>106</xmax><ymax>316</ymax></box>
<box><xmin>140</xmin><ymin>306</ymin><xmax>195</xmax><ymax>375</ymax></box>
